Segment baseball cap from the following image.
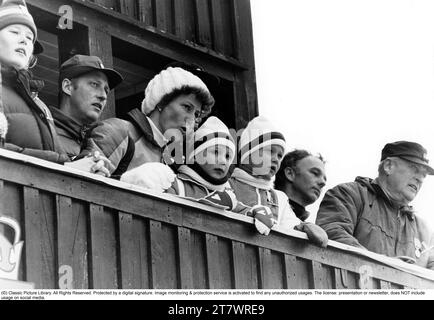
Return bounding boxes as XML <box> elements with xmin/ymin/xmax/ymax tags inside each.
<box><xmin>59</xmin><ymin>54</ymin><xmax>123</xmax><ymax>90</ymax></box>
<box><xmin>381</xmin><ymin>141</ymin><xmax>434</xmax><ymax>175</ymax></box>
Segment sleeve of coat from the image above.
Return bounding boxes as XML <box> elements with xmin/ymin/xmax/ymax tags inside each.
<box><xmin>4</xmin><ymin>142</ymin><xmax>70</xmax><ymax>164</ymax></box>
<box><xmin>81</xmin><ymin>118</ymin><xmax>132</xmax><ymax>175</ymax></box>
<box><xmin>274</xmin><ymin>190</ymin><xmax>300</xmax><ymax>232</ymax></box>
<box><xmin>315</xmin><ymin>183</ymin><xmax>366</xmax><ymax>249</ymax></box>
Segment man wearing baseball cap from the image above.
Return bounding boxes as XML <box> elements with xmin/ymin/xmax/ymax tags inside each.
<box><xmin>316</xmin><ymin>141</ymin><xmax>434</xmax><ymax>270</ymax></box>
<box><xmin>49</xmin><ymin>54</ymin><xmax>123</xmax><ymax>160</ymax></box>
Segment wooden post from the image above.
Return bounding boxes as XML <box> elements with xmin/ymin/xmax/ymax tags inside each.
<box><xmin>0</xmin><ymin>61</ymin><xmax>6</xmax><ymax>147</ymax></box>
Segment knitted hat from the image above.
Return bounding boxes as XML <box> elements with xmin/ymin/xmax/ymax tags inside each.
<box><xmin>141</xmin><ymin>67</ymin><xmax>214</xmax><ymax>115</ymax></box>
<box><xmin>0</xmin><ymin>1</ymin><xmax>36</xmax><ymax>40</ymax></box>
<box><xmin>239</xmin><ymin>116</ymin><xmax>286</xmax><ymax>163</ymax></box>
<box><xmin>187</xmin><ymin>116</ymin><xmax>235</xmax><ymax>163</ymax></box>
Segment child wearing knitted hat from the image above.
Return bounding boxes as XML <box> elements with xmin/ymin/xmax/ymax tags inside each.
<box><xmin>230</xmin><ymin>116</ymin><xmax>328</xmax><ymax>246</ymax></box>
<box><xmin>122</xmin><ymin>116</ymin><xmax>242</xmax><ymax>211</ymax></box>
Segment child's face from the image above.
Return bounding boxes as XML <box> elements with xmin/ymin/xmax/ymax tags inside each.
<box><xmin>247</xmin><ymin>145</ymin><xmax>284</xmax><ymax>180</ymax></box>
<box><xmin>197</xmin><ymin>145</ymin><xmax>233</xmax><ymax>180</ymax></box>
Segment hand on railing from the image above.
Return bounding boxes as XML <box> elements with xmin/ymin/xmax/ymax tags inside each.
<box><xmin>294</xmin><ymin>222</ymin><xmax>328</xmax><ymax>248</ymax></box>
<box><xmin>65</xmin><ymin>151</ymin><xmax>113</xmax><ymax>177</ymax></box>
<box><xmin>249</xmin><ymin>205</ymin><xmax>276</xmax><ymax>236</ymax></box>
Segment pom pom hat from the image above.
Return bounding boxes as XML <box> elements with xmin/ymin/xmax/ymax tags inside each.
<box><xmin>0</xmin><ymin>0</ymin><xmax>43</xmax><ymax>54</ymax></box>
<box><xmin>141</xmin><ymin>67</ymin><xmax>214</xmax><ymax>115</ymax></box>
<box><xmin>188</xmin><ymin>116</ymin><xmax>235</xmax><ymax>163</ymax></box>
<box><xmin>239</xmin><ymin>116</ymin><xmax>286</xmax><ymax>163</ymax></box>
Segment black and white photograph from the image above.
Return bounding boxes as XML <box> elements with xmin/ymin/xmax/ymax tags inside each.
<box><xmin>0</xmin><ymin>0</ymin><xmax>433</xmax><ymax>303</ymax></box>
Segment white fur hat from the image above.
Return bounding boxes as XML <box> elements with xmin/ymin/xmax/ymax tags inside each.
<box><xmin>239</xmin><ymin>116</ymin><xmax>286</xmax><ymax>162</ymax></box>
<box><xmin>141</xmin><ymin>67</ymin><xmax>213</xmax><ymax>115</ymax></box>
<box><xmin>187</xmin><ymin>116</ymin><xmax>235</xmax><ymax>163</ymax></box>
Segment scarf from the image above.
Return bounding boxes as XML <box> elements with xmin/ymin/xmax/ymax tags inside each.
<box><xmin>178</xmin><ymin>165</ymin><xmax>230</xmax><ymax>192</ymax></box>
<box><xmin>231</xmin><ymin>167</ymin><xmax>274</xmax><ymax>190</ymax></box>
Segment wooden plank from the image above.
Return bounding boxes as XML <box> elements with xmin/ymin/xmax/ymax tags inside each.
<box><xmin>209</xmin><ymin>0</ymin><xmax>225</xmax><ymax>53</ymax></box>
<box><xmin>258</xmin><ymin>247</ymin><xmax>272</xmax><ymax>289</ymax></box>
<box><xmin>243</xmin><ymin>244</ymin><xmax>259</xmax><ymax>289</ymax></box>
<box><xmin>177</xmin><ymin>227</ymin><xmax>193</xmax><ymax>288</ymax></box>
<box><xmin>56</xmin><ymin>196</ymin><xmax>89</xmax><ymax>289</ymax></box>
<box><xmin>118</xmin><ymin>0</ymin><xmax>137</xmax><ymax>19</ymax></box>
<box><xmin>231</xmin><ymin>241</ymin><xmax>247</xmax><ymax>289</ymax></box>
<box><xmin>149</xmin><ymin>220</ymin><xmax>177</xmax><ymax>288</ymax></box>
<box><xmin>88</xmin><ymin>27</ymin><xmax>116</xmax><ymax>120</ymax></box>
<box><xmin>194</xmin><ymin>0</ymin><xmax>212</xmax><ymax>47</ymax></box>
<box><xmin>309</xmin><ymin>261</ymin><xmax>324</xmax><ymax>289</ymax></box>
<box><xmin>88</xmin><ymin>204</ymin><xmax>118</xmax><ymax>288</ymax></box>
<box><xmin>118</xmin><ymin>211</ymin><xmax>140</xmax><ymax>289</ymax></box>
<box><xmin>191</xmin><ymin>230</ymin><xmax>207</xmax><ymax>289</ymax></box>
<box><xmin>205</xmin><ymin>234</ymin><xmax>220</xmax><ymax>289</ymax></box>
<box><xmin>23</xmin><ymin>187</ymin><xmax>56</xmax><ymax>288</ymax></box>
<box><xmin>135</xmin><ymin>217</ymin><xmax>151</xmax><ymax>288</ymax></box>
<box><xmin>154</xmin><ymin>0</ymin><xmax>173</xmax><ymax>33</ymax></box>
<box><xmin>173</xmin><ymin>0</ymin><xmax>188</xmax><ymax>39</ymax></box>
<box><xmin>137</xmin><ymin>0</ymin><xmax>154</xmax><ymax>26</ymax></box>
<box><xmin>380</xmin><ymin>280</ymin><xmax>393</xmax><ymax>290</ymax></box>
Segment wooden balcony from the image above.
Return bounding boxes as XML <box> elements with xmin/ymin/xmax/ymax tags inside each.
<box><xmin>1</xmin><ymin>149</ymin><xmax>434</xmax><ymax>289</ymax></box>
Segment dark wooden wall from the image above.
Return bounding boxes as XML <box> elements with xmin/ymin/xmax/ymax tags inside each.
<box><xmin>1</xmin><ymin>151</ymin><xmax>433</xmax><ymax>289</ymax></box>
<box><xmin>27</xmin><ymin>0</ymin><xmax>257</xmax><ymax>129</ymax></box>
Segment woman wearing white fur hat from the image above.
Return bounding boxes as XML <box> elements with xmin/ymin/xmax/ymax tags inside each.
<box><xmin>0</xmin><ymin>0</ymin><xmax>69</xmax><ymax>163</ymax></box>
<box><xmin>82</xmin><ymin>66</ymin><xmax>215</xmax><ymax>178</ymax></box>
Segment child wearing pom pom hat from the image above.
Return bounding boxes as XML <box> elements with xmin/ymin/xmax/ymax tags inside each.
<box><xmin>229</xmin><ymin>116</ymin><xmax>328</xmax><ymax>246</ymax></box>
<box><xmin>121</xmin><ymin>116</ymin><xmax>244</xmax><ymax>211</ymax></box>
<box><xmin>82</xmin><ymin>66</ymin><xmax>215</xmax><ymax>178</ymax></box>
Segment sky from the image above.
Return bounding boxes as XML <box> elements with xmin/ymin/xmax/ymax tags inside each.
<box><xmin>251</xmin><ymin>0</ymin><xmax>434</xmax><ymax>227</ymax></box>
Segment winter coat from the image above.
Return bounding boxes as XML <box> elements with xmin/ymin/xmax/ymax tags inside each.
<box><xmin>2</xmin><ymin>67</ymin><xmax>68</xmax><ymax>163</ymax></box>
<box><xmin>229</xmin><ymin>168</ymin><xmax>300</xmax><ymax>231</ymax></box>
<box><xmin>83</xmin><ymin>108</ymin><xmax>164</xmax><ymax>176</ymax></box>
<box><xmin>49</xmin><ymin>106</ymin><xmax>91</xmax><ymax>160</ymax></box>
<box><xmin>316</xmin><ymin>176</ymin><xmax>434</xmax><ymax>269</ymax></box>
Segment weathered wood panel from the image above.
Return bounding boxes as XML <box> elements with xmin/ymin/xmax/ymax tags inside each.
<box><xmin>88</xmin><ymin>205</ymin><xmax>118</xmax><ymax>289</ymax></box>
<box><xmin>2</xmin><ymin>152</ymin><xmax>434</xmax><ymax>289</ymax></box>
<box><xmin>56</xmin><ymin>196</ymin><xmax>89</xmax><ymax>289</ymax></box>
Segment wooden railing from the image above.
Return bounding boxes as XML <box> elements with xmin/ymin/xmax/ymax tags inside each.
<box><xmin>1</xmin><ymin>149</ymin><xmax>434</xmax><ymax>289</ymax></box>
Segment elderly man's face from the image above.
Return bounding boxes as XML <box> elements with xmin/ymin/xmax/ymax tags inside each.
<box><xmin>387</xmin><ymin>158</ymin><xmax>428</xmax><ymax>204</ymax></box>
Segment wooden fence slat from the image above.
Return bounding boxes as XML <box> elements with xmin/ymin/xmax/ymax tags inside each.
<box><xmin>137</xmin><ymin>0</ymin><xmax>154</xmax><ymax>25</ymax></box>
<box><xmin>333</xmin><ymin>268</ymin><xmax>349</xmax><ymax>289</ymax></box>
<box><xmin>118</xmin><ymin>212</ymin><xmax>140</xmax><ymax>289</ymax></box>
<box><xmin>154</xmin><ymin>0</ymin><xmax>172</xmax><ymax>33</ymax></box>
<box><xmin>56</xmin><ymin>195</ymin><xmax>88</xmax><ymax>289</ymax></box>
<box><xmin>194</xmin><ymin>0</ymin><xmax>212</xmax><ymax>47</ymax></box>
<box><xmin>380</xmin><ymin>280</ymin><xmax>392</xmax><ymax>289</ymax></box>
<box><xmin>88</xmin><ymin>204</ymin><xmax>117</xmax><ymax>289</ymax></box>
<box><xmin>310</xmin><ymin>261</ymin><xmax>324</xmax><ymax>289</ymax></box>
<box><xmin>258</xmin><ymin>247</ymin><xmax>272</xmax><ymax>289</ymax></box>
<box><xmin>232</xmin><ymin>241</ymin><xmax>247</xmax><ymax>289</ymax></box>
<box><xmin>118</xmin><ymin>0</ymin><xmax>136</xmax><ymax>19</ymax></box>
<box><xmin>209</xmin><ymin>0</ymin><xmax>225</xmax><ymax>53</ymax></box>
<box><xmin>149</xmin><ymin>220</ymin><xmax>178</xmax><ymax>289</ymax></box>
<box><xmin>205</xmin><ymin>234</ymin><xmax>220</xmax><ymax>289</ymax></box>
<box><xmin>177</xmin><ymin>227</ymin><xmax>193</xmax><ymax>288</ymax></box>
<box><xmin>173</xmin><ymin>0</ymin><xmax>187</xmax><ymax>39</ymax></box>
<box><xmin>23</xmin><ymin>187</ymin><xmax>55</xmax><ymax>288</ymax></box>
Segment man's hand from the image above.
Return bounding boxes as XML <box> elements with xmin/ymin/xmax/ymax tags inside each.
<box><xmin>249</xmin><ymin>205</ymin><xmax>276</xmax><ymax>236</ymax></box>
<box><xmin>120</xmin><ymin>162</ymin><xmax>176</xmax><ymax>192</ymax></box>
<box><xmin>65</xmin><ymin>151</ymin><xmax>113</xmax><ymax>177</ymax></box>
<box><xmin>294</xmin><ymin>222</ymin><xmax>328</xmax><ymax>248</ymax></box>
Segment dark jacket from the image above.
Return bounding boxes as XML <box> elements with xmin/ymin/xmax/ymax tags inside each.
<box><xmin>49</xmin><ymin>106</ymin><xmax>89</xmax><ymax>159</ymax></box>
<box><xmin>316</xmin><ymin>176</ymin><xmax>434</xmax><ymax>269</ymax></box>
<box><xmin>2</xmin><ymin>67</ymin><xmax>68</xmax><ymax>163</ymax></box>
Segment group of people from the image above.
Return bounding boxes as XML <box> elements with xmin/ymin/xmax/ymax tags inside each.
<box><xmin>0</xmin><ymin>0</ymin><xmax>433</xmax><ymax>271</ymax></box>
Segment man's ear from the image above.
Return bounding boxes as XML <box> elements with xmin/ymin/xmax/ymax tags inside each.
<box><xmin>284</xmin><ymin>166</ymin><xmax>296</xmax><ymax>183</ymax></box>
<box><xmin>383</xmin><ymin>158</ymin><xmax>394</xmax><ymax>176</ymax></box>
<box><xmin>61</xmin><ymin>78</ymin><xmax>73</xmax><ymax>96</ymax></box>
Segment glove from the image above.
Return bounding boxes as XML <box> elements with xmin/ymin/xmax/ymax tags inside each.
<box><xmin>294</xmin><ymin>222</ymin><xmax>328</xmax><ymax>248</ymax></box>
<box><xmin>197</xmin><ymin>189</ymin><xmax>238</xmax><ymax>211</ymax></box>
<box><xmin>249</xmin><ymin>205</ymin><xmax>276</xmax><ymax>236</ymax></box>
<box><xmin>121</xmin><ymin>162</ymin><xmax>176</xmax><ymax>192</ymax></box>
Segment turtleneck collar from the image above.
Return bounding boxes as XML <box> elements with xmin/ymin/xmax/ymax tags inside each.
<box><xmin>287</xmin><ymin>198</ymin><xmax>310</xmax><ymax>221</ymax></box>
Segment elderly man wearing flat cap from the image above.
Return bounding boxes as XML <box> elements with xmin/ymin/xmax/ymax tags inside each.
<box><xmin>316</xmin><ymin>141</ymin><xmax>434</xmax><ymax>269</ymax></box>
